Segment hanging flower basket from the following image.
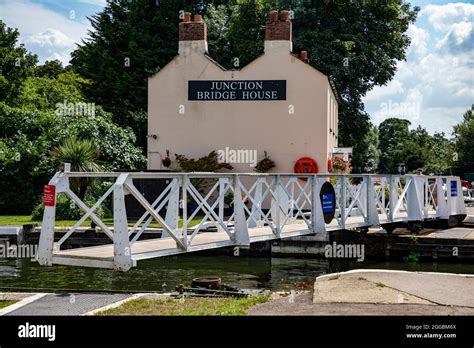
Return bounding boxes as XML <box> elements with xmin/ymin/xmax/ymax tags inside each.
<box><xmin>162</xmin><ymin>149</ymin><xmax>171</xmax><ymax>168</ymax></box>
<box><xmin>255</xmin><ymin>151</ymin><xmax>276</xmax><ymax>173</ymax></box>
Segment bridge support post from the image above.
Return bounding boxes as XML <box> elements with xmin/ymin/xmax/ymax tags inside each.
<box><xmin>37</xmin><ymin>172</ymin><xmax>65</xmax><ymax>266</ymax></box>
<box><xmin>163</xmin><ymin>178</ymin><xmax>180</xmax><ymax>238</ymax></box>
<box><xmin>311</xmin><ymin>176</ymin><xmax>327</xmax><ymax>241</ymax></box>
<box><xmin>367</xmin><ymin>176</ymin><xmax>380</xmax><ymax>226</ymax></box>
<box><xmin>453</xmin><ymin>177</ymin><xmax>466</xmax><ymax>215</ymax></box>
<box><xmin>233</xmin><ymin>176</ymin><xmax>250</xmax><ymax>246</ymax></box>
<box><xmin>113</xmin><ymin>174</ymin><xmax>134</xmax><ymax>271</ymax></box>
<box><xmin>389</xmin><ymin>175</ymin><xmax>399</xmax><ymax>222</ymax></box>
<box><xmin>249</xmin><ymin>177</ymin><xmax>264</xmax><ymax>228</ymax></box>
<box><xmin>436</xmin><ymin>177</ymin><xmax>448</xmax><ymax>219</ymax></box>
<box><xmin>406</xmin><ymin>175</ymin><xmax>423</xmax><ymax>222</ymax></box>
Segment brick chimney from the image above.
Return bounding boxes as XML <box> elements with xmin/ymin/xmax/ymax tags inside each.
<box><xmin>300</xmin><ymin>51</ymin><xmax>308</xmax><ymax>63</ymax></box>
<box><xmin>179</xmin><ymin>13</ymin><xmax>208</xmax><ymax>55</ymax></box>
<box><xmin>264</xmin><ymin>10</ymin><xmax>292</xmax><ymax>53</ymax></box>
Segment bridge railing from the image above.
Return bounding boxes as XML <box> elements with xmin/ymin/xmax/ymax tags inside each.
<box><xmin>36</xmin><ymin>171</ymin><xmax>466</xmax><ymax>270</ymax></box>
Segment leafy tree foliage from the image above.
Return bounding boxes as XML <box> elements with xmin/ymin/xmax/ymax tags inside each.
<box><xmin>377</xmin><ymin>118</ymin><xmax>454</xmax><ymax>175</ymax></box>
<box><xmin>453</xmin><ymin>105</ymin><xmax>474</xmax><ymax>176</ymax></box>
<box><xmin>17</xmin><ymin>71</ymin><xmax>88</xmax><ymax>110</ymax></box>
<box><xmin>0</xmin><ymin>20</ymin><xmax>37</xmax><ymax>104</ymax></box>
<box><xmin>0</xmin><ymin>103</ymin><xmax>146</xmax><ymax>214</ymax></box>
<box><xmin>378</xmin><ymin>118</ymin><xmax>411</xmax><ymax>173</ymax></box>
<box><xmin>34</xmin><ymin>59</ymin><xmax>65</xmax><ymax>78</ymax></box>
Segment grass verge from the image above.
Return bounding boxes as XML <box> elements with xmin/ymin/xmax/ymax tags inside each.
<box><xmin>0</xmin><ymin>215</ymin><xmax>201</xmax><ymax>228</ymax></box>
<box><xmin>0</xmin><ymin>300</ymin><xmax>18</xmax><ymax>309</ymax></box>
<box><xmin>98</xmin><ymin>294</ymin><xmax>270</xmax><ymax>316</ymax></box>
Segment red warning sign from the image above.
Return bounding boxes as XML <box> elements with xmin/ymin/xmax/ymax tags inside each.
<box><xmin>43</xmin><ymin>185</ymin><xmax>56</xmax><ymax>206</ymax></box>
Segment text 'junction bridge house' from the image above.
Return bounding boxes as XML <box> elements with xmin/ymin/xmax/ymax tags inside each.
<box><xmin>148</xmin><ymin>10</ymin><xmax>340</xmax><ymax>174</ymax></box>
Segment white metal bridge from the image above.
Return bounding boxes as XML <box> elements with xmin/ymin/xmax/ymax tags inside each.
<box><xmin>36</xmin><ymin>171</ymin><xmax>466</xmax><ymax>271</ymax></box>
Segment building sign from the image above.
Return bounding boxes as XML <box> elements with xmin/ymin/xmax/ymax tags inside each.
<box><xmin>450</xmin><ymin>180</ymin><xmax>458</xmax><ymax>197</ymax></box>
<box><xmin>188</xmin><ymin>80</ymin><xmax>286</xmax><ymax>101</ymax></box>
<box><xmin>320</xmin><ymin>182</ymin><xmax>336</xmax><ymax>223</ymax></box>
<box><xmin>43</xmin><ymin>185</ymin><xmax>56</xmax><ymax>207</ymax></box>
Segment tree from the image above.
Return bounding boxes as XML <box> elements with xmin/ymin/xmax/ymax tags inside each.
<box><xmin>422</xmin><ymin>132</ymin><xmax>454</xmax><ymax>175</ymax></box>
<box><xmin>17</xmin><ymin>70</ymin><xmax>88</xmax><ymax>110</ymax></box>
<box><xmin>51</xmin><ymin>137</ymin><xmax>103</xmax><ymax>199</ymax></box>
<box><xmin>0</xmin><ymin>20</ymin><xmax>37</xmax><ymax>104</ymax></box>
<box><xmin>453</xmin><ymin>105</ymin><xmax>474</xmax><ymax>176</ymax></box>
<box><xmin>363</xmin><ymin>124</ymin><xmax>380</xmax><ymax>173</ymax></box>
<box><xmin>34</xmin><ymin>59</ymin><xmax>64</xmax><ymax>78</ymax></box>
<box><xmin>378</xmin><ymin>118</ymin><xmax>411</xmax><ymax>173</ymax></box>
<box><xmin>0</xmin><ymin>103</ymin><xmax>146</xmax><ymax>214</ymax></box>
<box><xmin>377</xmin><ymin>118</ymin><xmax>454</xmax><ymax>175</ymax></box>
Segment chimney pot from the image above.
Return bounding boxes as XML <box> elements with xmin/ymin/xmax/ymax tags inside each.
<box><xmin>269</xmin><ymin>10</ymin><xmax>278</xmax><ymax>22</ymax></box>
<box><xmin>265</xmin><ymin>10</ymin><xmax>292</xmax><ymax>42</ymax></box>
<box><xmin>194</xmin><ymin>14</ymin><xmax>202</xmax><ymax>22</ymax></box>
<box><xmin>300</xmin><ymin>51</ymin><xmax>308</xmax><ymax>61</ymax></box>
<box><xmin>183</xmin><ymin>12</ymin><xmax>191</xmax><ymax>22</ymax></box>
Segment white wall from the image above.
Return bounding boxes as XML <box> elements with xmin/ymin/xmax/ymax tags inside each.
<box><xmin>148</xmin><ymin>40</ymin><xmax>338</xmax><ymax>174</ymax></box>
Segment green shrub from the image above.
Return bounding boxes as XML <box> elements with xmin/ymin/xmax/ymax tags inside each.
<box><xmin>31</xmin><ymin>193</ymin><xmax>105</xmax><ymax>221</ymax></box>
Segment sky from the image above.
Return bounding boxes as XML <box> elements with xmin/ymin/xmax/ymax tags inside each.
<box><xmin>0</xmin><ymin>0</ymin><xmax>472</xmax><ymax>136</ymax></box>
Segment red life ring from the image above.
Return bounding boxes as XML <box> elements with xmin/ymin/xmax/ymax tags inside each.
<box><xmin>294</xmin><ymin>157</ymin><xmax>318</xmax><ymax>181</ymax></box>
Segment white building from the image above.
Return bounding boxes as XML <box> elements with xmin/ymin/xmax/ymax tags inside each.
<box><xmin>148</xmin><ymin>10</ymin><xmax>339</xmax><ymax>174</ymax></box>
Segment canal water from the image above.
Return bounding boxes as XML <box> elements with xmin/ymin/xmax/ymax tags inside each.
<box><xmin>1</xmin><ymin>256</ymin><xmax>473</xmax><ymax>292</ymax></box>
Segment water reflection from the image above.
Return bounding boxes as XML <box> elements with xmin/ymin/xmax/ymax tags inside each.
<box><xmin>0</xmin><ymin>256</ymin><xmax>472</xmax><ymax>292</ymax></box>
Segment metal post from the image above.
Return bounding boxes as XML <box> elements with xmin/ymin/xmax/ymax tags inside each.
<box><xmin>163</xmin><ymin>178</ymin><xmax>179</xmax><ymax>238</ymax></box>
<box><xmin>311</xmin><ymin>176</ymin><xmax>327</xmax><ymax>240</ymax></box>
<box><xmin>340</xmin><ymin>176</ymin><xmax>346</xmax><ymax>229</ymax></box>
<box><xmin>36</xmin><ymin>172</ymin><xmax>63</xmax><ymax>266</ymax></box>
<box><xmin>274</xmin><ymin>175</ymin><xmax>281</xmax><ymax>235</ymax></box>
<box><xmin>232</xmin><ymin>175</ymin><xmax>250</xmax><ymax>246</ymax></box>
<box><xmin>113</xmin><ymin>174</ymin><xmax>134</xmax><ymax>271</ymax></box>
<box><xmin>249</xmin><ymin>177</ymin><xmax>263</xmax><ymax>228</ymax></box>
<box><xmin>389</xmin><ymin>175</ymin><xmax>398</xmax><ymax>222</ymax></box>
<box><xmin>182</xmin><ymin>175</ymin><xmax>188</xmax><ymax>247</ymax></box>
<box><xmin>406</xmin><ymin>175</ymin><xmax>423</xmax><ymax>221</ymax></box>
<box><xmin>217</xmin><ymin>178</ymin><xmax>226</xmax><ymax>231</ymax></box>
<box><xmin>367</xmin><ymin>176</ymin><xmax>380</xmax><ymax>226</ymax></box>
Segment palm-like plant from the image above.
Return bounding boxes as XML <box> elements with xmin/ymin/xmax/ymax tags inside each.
<box><xmin>51</xmin><ymin>137</ymin><xmax>103</xmax><ymax>199</ymax></box>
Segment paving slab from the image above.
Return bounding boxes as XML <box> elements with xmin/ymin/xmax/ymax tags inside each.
<box><xmin>316</xmin><ymin>270</ymin><xmax>474</xmax><ymax>308</ymax></box>
<box><xmin>313</xmin><ymin>276</ymin><xmax>432</xmax><ymax>305</ymax></box>
<box><xmin>5</xmin><ymin>293</ymin><xmax>131</xmax><ymax>316</ymax></box>
<box><xmin>425</xmin><ymin>227</ymin><xmax>473</xmax><ymax>239</ymax></box>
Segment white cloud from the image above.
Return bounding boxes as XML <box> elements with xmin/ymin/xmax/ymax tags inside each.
<box><xmin>24</xmin><ymin>29</ymin><xmax>77</xmax><ymax>65</ymax></box>
<box><xmin>436</xmin><ymin>21</ymin><xmax>473</xmax><ymax>54</ymax></box>
<box><xmin>77</xmin><ymin>0</ymin><xmax>107</xmax><ymax>6</ymax></box>
<box><xmin>421</xmin><ymin>3</ymin><xmax>474</xmax><ymax>31</ymax></box>
<box><xmin>407</xmin><ymin>25</ymin><xmax>429</xmax><ymax>57</ymax></box>
<box><xmin>0</xmin><ymin>1</ymin><xmax>91</xmax><ymax>64</ymax></box>
<box><xmin>364</xmin><ymin>2</ymin><xmax>473</xmax><ymax>135</ymax></box>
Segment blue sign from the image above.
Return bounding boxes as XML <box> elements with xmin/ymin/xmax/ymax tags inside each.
<box><xmin>322</xmin><ymin>193</ymin><xmax>335</xmax><ymax>213</ymax></box>
<box><xmin>320</xmin><ymin>182</ymin><xmax>336</xmax><ymax>223</ymax></box>
<box><xmin>450</xmin><ymin>180</ymin><xmax>457</xmax><ymax>197</ymax></box>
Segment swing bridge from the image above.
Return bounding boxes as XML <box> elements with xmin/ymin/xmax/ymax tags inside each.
<box><xmin>36</xmin><ymin>170</ymin><xmax>466</xmax><ymax>271</ymax></box>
